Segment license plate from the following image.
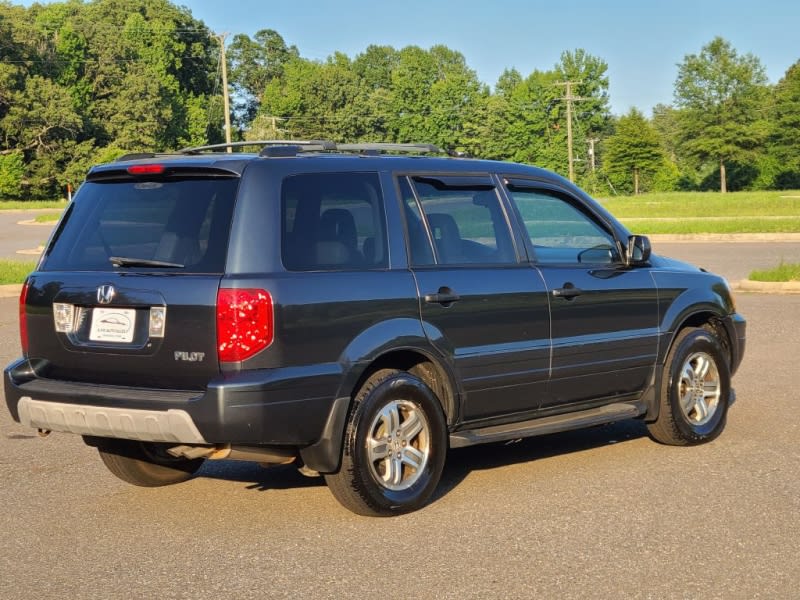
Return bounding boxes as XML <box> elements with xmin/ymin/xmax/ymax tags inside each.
<box><xmin>89</xmin><ymin>308</ymin><xmax>136</xmax><ymax>343</ymax></box>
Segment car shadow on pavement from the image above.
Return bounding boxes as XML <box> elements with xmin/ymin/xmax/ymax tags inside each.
<box><xmin>195</xmin><ymin>460</ymin><xmax>326</xmax><ymax>491</ymax></box>
<box><xmin>433</xmin><ymin>419</ymin><xmax>649</xmax><ymax>503</ymax></box>
<box><xmin>192</xmin><ymin>419</ymin><xmax>649</xmax><ymax>500</ymax></box>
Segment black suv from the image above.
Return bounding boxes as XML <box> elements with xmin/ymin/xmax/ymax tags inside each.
<box><xmin>4</xmin><ymin>141</ymin><xmax>746</xmax><ymax>516</ymax></box>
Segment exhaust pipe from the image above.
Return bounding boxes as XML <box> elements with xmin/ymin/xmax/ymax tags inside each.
<box><xmin>167</xmin><ymin>444</ymin><xmax>295</xmax><ymax>465</ymax></box>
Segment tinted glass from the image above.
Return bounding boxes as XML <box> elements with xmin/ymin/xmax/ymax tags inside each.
<box><xmin>410</xmin><ymin>177</ymin><xmax>515</xmax><ymax>265</ymax></box>
<box><xmin>42</xmin><ymin>178</ymin><xmax>239</xmax><ymax>273</ymax></box>
<box><xmin>507</xmin><ymin>187</ymin><xmax>620</xmax><ymax>264</ymax></box>
<box><xmin>398</xmin><ymin>177</ymin><xmax>435</xmax><ymax>266</ymax></box>
<box><xmin>282</xmin><ymin>172</ymin><xmax>387</xmax><ymax>271</ymax></box>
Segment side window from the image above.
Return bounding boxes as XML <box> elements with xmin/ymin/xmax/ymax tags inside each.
<box><xmin>507</xmin><ymin>187</ymin><xmax>620</xmax><ymax>265</ymax></box>
<box><xmin>281</xmin><ymin>172</ymin><xmax>387</xmax><ymax>271</ymax></box>
<box><xmin>409</xmin><ymin>176</ymin><xmax>516</xmax><ymax>265</ymax></box>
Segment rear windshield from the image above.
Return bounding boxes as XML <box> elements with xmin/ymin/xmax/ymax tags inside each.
<box><xmin>42</xmin><ymin>177</ymin><xmax>239</xmax><ymax>273</ymax></box>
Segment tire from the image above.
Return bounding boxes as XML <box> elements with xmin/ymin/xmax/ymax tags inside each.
<box><xmin>96</xmin><ymin>438</ymin><xmax>205</xmax><ymax>487</ymax></box>
<box><xmin>647</xmin><ymin>327</ymin><xmax>731</xmax><ymax>446</ymax></box>
<box><xmin>325</xmin><ymin>369</ymin><xmax>447</xmax><ymax>516</ymax></box>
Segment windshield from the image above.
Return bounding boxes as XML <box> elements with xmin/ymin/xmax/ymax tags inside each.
<box><xmin>42</xmin><ymin>177</ymin><xmax>239</xmax><ymax>273</ymax></box>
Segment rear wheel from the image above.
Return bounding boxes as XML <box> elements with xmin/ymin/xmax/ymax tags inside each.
<box><xmin>325</xmin><ymin>369</ymin><xmax>447</xmax><ymax>516</ymax></box>
<box><xmin>96</xmin><ymin>438</ymin><xmax>204</xmax><ymax>487</ymax></box>
<box><xmin>648</xmin><ymin>327</ymin><xmax>731</xmax><ymax>445</ymax></box>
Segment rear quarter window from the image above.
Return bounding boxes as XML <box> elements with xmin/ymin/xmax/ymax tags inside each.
<box><xmin>42</xmin><ymin>177</ymin><xmax>239</xmax><ymax>273</ymax></box>
<box><xmin>281</xmin><ymin>172</ymin><xmax>387</xmax><ymax>271</ymax></box>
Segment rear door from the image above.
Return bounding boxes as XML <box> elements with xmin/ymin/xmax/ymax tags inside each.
<box><xmin>504</xmin><ymin>181</ymin><xmax>659</xmax><ymax>409</ymax></box>
<box><xmin>400</xmin><ymin>174</ymin><xmax>551</xmax><ymax>423</ymax></box>
<box><xmin>25</xmin><ymin>169</ymin><xmax>239</xmax><ymax>390</ymax></box>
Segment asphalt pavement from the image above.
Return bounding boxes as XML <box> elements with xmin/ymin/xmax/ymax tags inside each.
<box><xmin>1</xmin><ymin>277</ymin><xmax>799</xmax><ymax>598</ymax></box>
<box><xmin>1</xmin><ymin>211</ymin><xmax>799</xmax><ymax>598</ymax></box>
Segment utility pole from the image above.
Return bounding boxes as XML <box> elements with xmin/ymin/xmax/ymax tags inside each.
<box><xmin>215</xmin><ymin>32</ymin><xmax>232</xmax><ymax>152</ymax></box>
<box><xmin>554</xmin><ymin>81</ymin><xmax>590</xmax><ymax>182</ymax></box>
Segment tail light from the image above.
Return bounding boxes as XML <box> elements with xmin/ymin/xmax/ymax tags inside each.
<box><xmin>216</xmin><ymin>288</ymin><xmax>273</xmax><ymax>362</ymax></box>
<box><xmin>19</xmin><ymin>281</ymin><xmax>29</xmax><ymax>356</ymax></box>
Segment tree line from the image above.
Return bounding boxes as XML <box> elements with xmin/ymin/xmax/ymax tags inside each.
<box><xmin>1</xmin><ymin>0</ymin><xmax>798</xmax><ymax>199</ymax></box>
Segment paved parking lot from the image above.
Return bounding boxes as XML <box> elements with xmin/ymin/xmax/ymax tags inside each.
<box><xmin>1</xmin><ymin>280</ymin><xmax>798</xmax><ymax>598</ymax></box>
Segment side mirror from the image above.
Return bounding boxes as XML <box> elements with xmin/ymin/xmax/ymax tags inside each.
<box><xmin>626</xmin><ymin>235</ymin><xmax>651</xmax><ymax>266</ymax></box>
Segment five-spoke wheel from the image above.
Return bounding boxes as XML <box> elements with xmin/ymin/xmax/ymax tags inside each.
<box><xmin>648</xmin><ymin>327</ymin><xmax>731</xmax><ymax>445</ymax></box>
<box><xmin>325</xmin><ymin>369</ymin><xmax>447</xmax><ymax>516</ymax></box>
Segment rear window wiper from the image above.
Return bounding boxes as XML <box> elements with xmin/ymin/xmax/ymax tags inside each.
<box><xmin>109</xmin><ymin>256</ymin><xmax>184</xmax><ymax>268</ymax></box>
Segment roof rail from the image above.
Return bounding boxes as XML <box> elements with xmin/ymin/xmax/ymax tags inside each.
<box><xmin>179</xmin><ymin>140</ymin><xmax>336</xmax><ymax>155</ymax></box>
<box><xmin>336</xmin><ymin>143</ymin><xmax>442</xmax><ymax>155</ymax></box>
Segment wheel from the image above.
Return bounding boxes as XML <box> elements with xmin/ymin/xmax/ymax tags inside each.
<box><xmin>325</xmin><ymin>369</ymin><xmax>447</xmax><ymax>516</ymax></box>
<box><xmin>647</xmin><ymin>327</ymin><xmax>731</xmax><ymax>445</ymax></box>
<box><xmin>95</xmin><ymin>438</ymin><xmax>205</xmax><ymax>487</ymax></box>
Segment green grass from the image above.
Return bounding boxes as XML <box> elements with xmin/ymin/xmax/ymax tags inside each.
<box><xmin>34</xmin><ymin>211</ymin><xmax>64</xmax><ymax>223</ymax></box>
<box><xmin>619</xmin><ymin>217</ymin><xmax>800</xmax><ymax>235</ymax></box>
<box><xmin>749</xmin><ymin>262</ymin><xmax>800</xmax><ymax>282</ymax></box>
<box><xmin>0</xmin><ymin>260</ymin><xmax>36</xmax><ymax>285</ymax></box>
<box><xmin>599</xmin><ymin>190</ymin><xmax>800</xmax><ymax>218</ymax></box>
<box><xmin>0</xmin><ymin>200</ymin><xmax>66</xmax><ymax>210</ymax></box>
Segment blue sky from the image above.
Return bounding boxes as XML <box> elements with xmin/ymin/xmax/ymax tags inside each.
<box><xmin>183</xmin><ymin>0</ymin><xmax>798</xmax><ymax>115</ymax></box>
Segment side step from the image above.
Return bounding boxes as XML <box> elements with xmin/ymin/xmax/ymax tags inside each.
<box><xmin>449</xmin><ymin>402</ymin><xmax>645</xmax><ymax>449</ymax></box>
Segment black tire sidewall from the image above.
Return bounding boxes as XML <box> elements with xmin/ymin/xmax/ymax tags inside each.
<box><xmin>345</xmin><ymin>373</ymin><xmax>447</xmax><ymax>514</ymax></box>
<box><xmin>665</xmin><ymin>329</ymin><xmax>730</xmax><ymax>442</ymax></box>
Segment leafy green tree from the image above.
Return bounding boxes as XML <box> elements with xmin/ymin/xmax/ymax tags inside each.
<box><xmin>259</xmin><ymin>54</ymin><xmax>378</xmax><ymax>142</ymax></box>
<box><xmin>0</xmin><ymin>151</ymin><xmax>25</xmax><ymax>199</ymax></box>
<box><xmin>228</xmin><ymin>29</ymin><xmax>299</xmax><ymax>123</ymax></box>
<box><xmin>604</xmin><ymin>108</ymin><xmax>664</xmax><ymax>194</ymax></box>
<box><xmin>674</xmin><ymin>37</ymin><xmax>769</xmax><ymax>193</ymax></box>
<box><xmin>769</xmin><ymin>60</ymin><xmax>800</xmax><ymax>188</ymax></box>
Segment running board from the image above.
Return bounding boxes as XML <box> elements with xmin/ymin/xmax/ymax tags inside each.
<box><xmin>449</xmin><ymin>402</ymin><xmax>645</xmax><ymax>449</ymax></box>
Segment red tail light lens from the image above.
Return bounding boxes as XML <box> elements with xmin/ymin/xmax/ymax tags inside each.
<box><xmin>19</xmin><ymin>281</ymin><xmax>29</xmax><ymax>356</ymax></box>
<box><xmin>127</xmin><ymin>164</ymin><xmax>165</xmax><ymax>175</ymax></box>
<box><xmin>216</xmin><ymin>288</ymin><xmax>273</xmax><ymax>362</ymax></box>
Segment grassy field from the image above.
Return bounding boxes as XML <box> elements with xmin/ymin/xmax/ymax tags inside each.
<box><xmin>595</xmin><ymin>190</ymin><xmax>800</xmax><ymax>235</ymax></box>
<box><xmin>0</xmin><ymin>260</ymin><xmax>35</xmax><ymax>284</ymax></box>
<box><xmin>599</xmin><ymin>190</ymin><xmax>800</xmax><ymax>217</ymax></box>
<box><xmin>749</xmin><ymin>262</ymin><xmax>800</xmax><ymax>282</ymax></box>
<box><xmin>0</xmin><ymin>200</ymin><xmax>66</xmax><ymax>210</ymax></box>
<box><xmin>34</xmin><ymin>212</ymin><xmax>64</xmax><ymax>223</ymax></box>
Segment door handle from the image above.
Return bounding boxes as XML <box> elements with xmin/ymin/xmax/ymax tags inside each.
<box><xmin>424</xmin><ymin>287</ymin><xmax>461</xmax><ymax>305</ymax></box>
<box><xmin>552</xmin><ymin>284</ymin><xmax>583</xmax><ymax>299</ymax></box>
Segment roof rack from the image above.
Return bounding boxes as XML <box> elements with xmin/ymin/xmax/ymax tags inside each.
<box><xmin>170</xmin><ymin>140</ymin><xmax>449</xmax><ymax>158</ymax></box>
<box><xmin>336</xmin><ymin>143</ymin><xmax>442</xmax><ymax>155</ymax></box>
<box><xmin>179</xmin><ymin>140</ymin><xmax>337</xmax><ymax>155</ymax></box>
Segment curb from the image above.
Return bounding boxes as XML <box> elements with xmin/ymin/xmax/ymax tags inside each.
<box><xmin>0</xmin><ymin>284</ymin><xmax>22</xmax><ymax>298</ymax></box>
<box><xmin>736</xmin><ymin>279</ymin><xmax>800</xmax><ymax>294</ymax></box>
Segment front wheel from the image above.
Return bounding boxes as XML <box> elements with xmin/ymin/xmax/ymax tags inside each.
<box><xmin>95</xmin><ymin>438</ymin><xmax>205</xmax><ymax>487</ymax></box>
<box><xmin>325</xmin><ymin>369</ymin><xmax>447</xmax><ymax>516</ymax></box>
<box><xmin>648</xmin><ymin>327</ymin><xmax>731</xmax><ymax>445</ymax></box>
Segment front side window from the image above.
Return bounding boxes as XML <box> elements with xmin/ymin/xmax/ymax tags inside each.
<box><xmin>406</xmin><ymin>176</ymin><xmax>516</xmax><ymax>266</ymax></box>
<box><xmin>282</xmin><ymin>172</ymin><xmax>387</xmax><ymax>271</ymax></box>
<box><xmin>507</xmin><ymin>186</ymin><xmax>620</xmax><ymax>265</ymax></box>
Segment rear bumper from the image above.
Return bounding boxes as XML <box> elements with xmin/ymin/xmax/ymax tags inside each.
<box><xmin>4</xmin><ymin>358</ymin><xmax>342</xmax><ymax>447</ymax></box>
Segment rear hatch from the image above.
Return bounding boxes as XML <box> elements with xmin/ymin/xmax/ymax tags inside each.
<box><xmin>23</xmin><ymin>162</ymin><xmax>241</xmax><ymax>390</ymax></box>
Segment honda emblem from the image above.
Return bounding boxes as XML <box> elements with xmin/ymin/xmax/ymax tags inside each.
<box><xmin>97</xmin><ymin>284</ymin><xmax>115</xmax><ymax>305</ymax></box>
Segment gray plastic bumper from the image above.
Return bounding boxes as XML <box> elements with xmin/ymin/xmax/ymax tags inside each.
<box><xmin>18</xmin><ymin>397</ymin><xmax>207</xmax><ymax>444</ymax></box>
